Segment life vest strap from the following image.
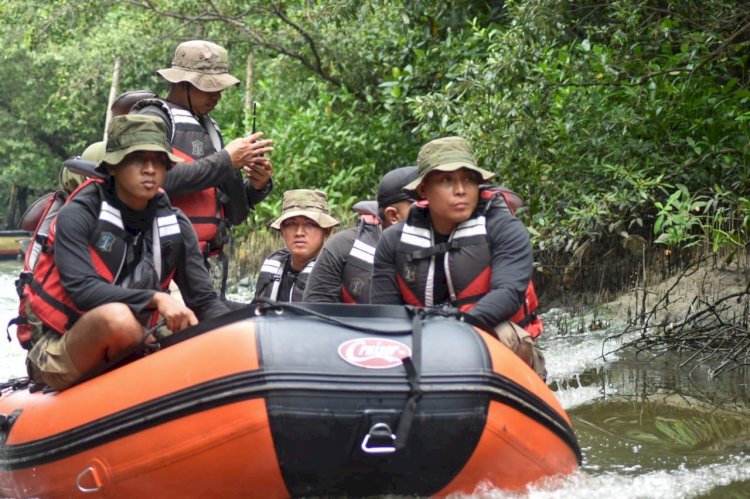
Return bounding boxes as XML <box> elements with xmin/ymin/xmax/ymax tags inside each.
<box><xmin>188</xmin><ymin>216</ymin><xmax>223</xmax><ymax>225</ymax></box>
<box><xmin>29</xmin><ymin>279</ymin><xmax>80</xmax><ymax>331</ymax></box>
<box><xmin>407</xmin><ymin>238</ymin><xmax>474</xmax><ymax>262</ymax></box>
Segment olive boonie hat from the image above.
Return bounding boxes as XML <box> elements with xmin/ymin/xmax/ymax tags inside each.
<box><xmin>157</xmin><ymin>40</ymin><xmax>240</xmax><ymax>92</ymax></box>
<box><xmin>60</xmin><ymin>141</ymin><xmax>106</xmax><ymax>192</ymax></box>
<box><xmin>377</xmin><ymin>166</ymin><xmax>419</xmax><ymax>208</ymax></box>
<box><xmin>271</xmin><ymin>189</ymin><xmax>340</xmax><ymax>230</ymax></box>
<box><xmin>97</xmin><ymin>115</ymin><xmax>183</xmax><ymax>172</ymax></box>
<box><xmin>404</xmin><ymin>136</ymin><xmax>495</xmax><ymax>191</ymax></box>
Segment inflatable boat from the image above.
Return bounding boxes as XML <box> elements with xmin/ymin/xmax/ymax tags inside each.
<box><xmin>0</xmin><ymin>302</ymin><xmax>580</xmax><ymax>497</ymax></box>
<box><xmin>0</xmin><ymin>230</ymin><xmax>28</xmax><ymax>260</ymax></box>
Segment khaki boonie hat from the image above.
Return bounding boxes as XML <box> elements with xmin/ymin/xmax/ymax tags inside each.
<box><xmin>404</xmin><ymin>136</ymin><xmax>495</xmax><ymax>191</ymax></box>
<box><xmin>271</xmin><ymin>190</ymin><xmax>340</xmax><ymax>230</ymax></box>
<box><xmin>98</xmin><ymin>115</ymin><xmax>183</xmax><ymax>172</ymax></box>
<box><xmin>157</xmin><ymin>40</ymin><xmax>240</xmax><ymax>93</ymax></box>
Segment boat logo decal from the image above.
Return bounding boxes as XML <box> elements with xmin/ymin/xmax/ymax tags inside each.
<box><xmin>337</xmin><ymin>338</ymin><xmax>411</xmax><ymax>369</ymax></box>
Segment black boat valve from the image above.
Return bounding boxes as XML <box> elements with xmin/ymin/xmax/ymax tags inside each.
<box><xmin>360</xmin><ymin>422</ymin><xmax>397</xmax><ymax>454</ymax></box>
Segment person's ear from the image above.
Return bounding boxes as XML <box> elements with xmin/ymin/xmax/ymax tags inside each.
<box><xmin>383</xmin><ymin>206</ymin><xmax>399</xmax><ymax>225</ymax></box>
<box><xmin>416</xmin><ymin>183</ymin><xmax>426</xmax><ymax>199</ymax></box>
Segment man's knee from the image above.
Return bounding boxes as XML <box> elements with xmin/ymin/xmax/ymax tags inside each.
<box><xmin>67</xmin><ymin>303</ymin><xmax>143</xmax><ymax>357</ymax></box>
<box><xmin>493</xmin><ymin>321</ymin><xmax>547</xmax><ymax>380</ymax></box>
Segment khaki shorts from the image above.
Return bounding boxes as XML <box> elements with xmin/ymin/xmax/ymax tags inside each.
<box><xmin>26</xmin><ymin>330</ymin><xmax>82</xmax><ymax>391</ymax></box>
<box><xmin>493</xmin><ymin>321</ymin><xmax>547</xmax><ymax>381</ymax></box>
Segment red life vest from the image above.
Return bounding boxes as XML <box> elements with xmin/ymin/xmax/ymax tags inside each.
<box><xmin>131</xmin><ymin>99</ymin><xmax>225</xmax><ymax>255</ymax></box>
<box><xmin>9</xmin><ymin>186</ymin><xmax>73</xmax><ymax>348</ymax></box>
<box><xmin>394</xmin><ymin>187</ymin><xmax>543</xmax><ymax>338</ymax></box>
<box><xmin>23</xmin><ymin>181</ymin><xmax>179</xmax><ymax>338</ymax></box>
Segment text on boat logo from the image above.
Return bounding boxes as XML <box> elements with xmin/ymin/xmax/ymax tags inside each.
<box><xmin>337</xmin><ymin>338</ymin><xmax>412</xmax><ymax>369</ymax></box>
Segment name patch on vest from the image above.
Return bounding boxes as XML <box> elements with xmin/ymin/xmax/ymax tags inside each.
<box><xmin>403</xmin><ymin>262</ymin><xmax>417</xmax><ymax>282</ymax></box>
<box><xmin>96</xmin><ymin>232</ymin><xmax>115</xmax><ymax>252</ymax></box>
<box><xmin>191</xmin><ymin>140</ymin><xmax>204</xmax><ymax>157</ymax></box>
<box><xmin>350</xmin><ymin>278</ymin><xmax>365</xmax><ymax>296</ymax></box>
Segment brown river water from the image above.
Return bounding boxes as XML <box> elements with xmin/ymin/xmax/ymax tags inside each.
<box><xmin>1</xmin><ymin>259</ymin><xmax>748</xmax><ymax>498</ymax></box>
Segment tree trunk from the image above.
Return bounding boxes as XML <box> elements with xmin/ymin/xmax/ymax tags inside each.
<box><xmin>104</xmin><ymin>58</ymin><xmax>121</xmax><ymax>139</ymax></box>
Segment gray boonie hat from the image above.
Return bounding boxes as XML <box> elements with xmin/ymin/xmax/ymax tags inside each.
<box><xmin>97</xmin><ymin>115</ymin><xmax>183</xmax><ymax>172</ymax></box>
<box><xmin>404</xmin><ymin>136</ymin><xmax>495</xmax><ymax>191</ymax></box>
<box><xmin>271</xmin><ymin>189</ymin><xmax>340</xmax><ymax>230</ymax></box>
<box><xmin>377</xmin><ymin>166</ymin><xmax>419</xmax><ymax>208</ymax></box>
<box><xmin>157</xmin><ymin>40</ymin><xmax>240</xmax><ymax>93</ymax></box>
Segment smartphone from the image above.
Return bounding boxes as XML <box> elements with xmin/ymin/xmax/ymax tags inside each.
<box><xmin>250</xmin><ymin>102</ymin><xmax>264</xmax><ymax>158</ymax></box>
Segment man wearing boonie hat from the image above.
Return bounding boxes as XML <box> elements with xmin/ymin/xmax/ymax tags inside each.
<box><xmin>59</xmin><ymin>90</ymin><xmax>159</xmax><ymax>194</ymax></box>
<box><xmin>371</xmin><ymin>136</ymin><xmax>546</xmax><ymax>379</ymax></box>
<box><xmin>132</xmin><ymin>40</ymin><xmax>275</xmax><ymax>299</ymax></box>
<box><xmin>303</xmin><ymin>166</ymin><xmax>419</xmax><ymax>304</ymax></box>
<box><xmin>24</xmin><ymin>114</ymin><xmax>229</xmax><ymax>391</ymax></box>
<box><xmin>255</xmin><ymin>190</ymin><xmax>340</xmax><ymax>302</ymax></box>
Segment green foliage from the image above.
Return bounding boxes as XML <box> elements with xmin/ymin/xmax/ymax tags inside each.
<box><xmin>0</xmin><ymin>0</ymin><xmax>747</xmax><ymax>257</ymax></box>
<box><xmin>405</xmin><ymin>0</ymin><xmax>750</xmax><ymax>253</ymax></box>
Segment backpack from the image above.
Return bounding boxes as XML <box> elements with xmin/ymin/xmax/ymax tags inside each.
<box><xmin>6</xmin><ymin>179</ymin><xmax>95</xmax><ymax>349</ymax></box>
<box><xmin>480</xmin><ymin>186</ymin><xmax>543</xmax><ymax>338</ymax></box>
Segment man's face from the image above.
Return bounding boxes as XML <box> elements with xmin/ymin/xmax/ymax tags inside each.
<box><xmin>280</xmin><ymin>215</ymin><xmax>327</xmax><ymax>267</ymax></box>
<box><xmin>109</xmin><ymin>151</ymin><xmax>169</xmax><ymax>210</ymax></box>
<box><xmin>417</xmin><ymin>168</ymin><xmax>480</xmax><ymax>235</ymax></box>
<box><xmin>188</xmin><ymin>86</ymin><xmax>222</xmax><ymax>116</ymax></box>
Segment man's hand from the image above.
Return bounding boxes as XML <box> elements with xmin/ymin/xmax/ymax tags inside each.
<box><xmin>224</xmin><ymin>132</ymin><xmax>274</xmax><ymax>169</ymax></box>
<box><xmin>243</xmin><ymin>157</ymin><xmax>273</xmax><ymax>191</ymax></box>
<box><xmin>150</xmin><ymin>292</ymin><xmax>198</xmax><ymax>332</ymax></box>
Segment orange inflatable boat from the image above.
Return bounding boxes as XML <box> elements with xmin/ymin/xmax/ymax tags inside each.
<box><xmin>0</xmin><ymin>302</ymin><xmax>580</xmax><ymax>497</ymax></box>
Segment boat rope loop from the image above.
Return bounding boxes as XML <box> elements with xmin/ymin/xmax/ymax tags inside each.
<box><xmin>393</xmin><ymin>305</ymin><xmax>425</xmax><ymax>451</ymax></box>
<box><xmin>251</xmin><ymin>298</ymin><xmax>416</xmax><ymax>335</ymax></box>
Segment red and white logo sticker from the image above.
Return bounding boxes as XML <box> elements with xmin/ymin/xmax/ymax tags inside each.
<box><xmin>337</xmin><ymin>338</ymin><xmax>411</xmax><ymax>369</ymax></box>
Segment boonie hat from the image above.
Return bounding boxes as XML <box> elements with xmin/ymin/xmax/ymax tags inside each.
<box><xmin>271</xmin><ymin>190</ymin><xmax>340</xmax><ymax>230</ymax></box>
<box><xmin>97</xmin><ymin>115</ymin><xmax>183</xmax><ymax>173</ymax></box>
<box><xmin>403</xmin><ymin>136</ymin><xmax>495</xmax><ymax>192</ymax></box>
<box><xmin>82</xmin><ymin>141</ymin><xmax>106</xmax><ymax>163</ymax></box>
<box><xmin>60</xmin><ymin>141</ymin><xmax>106</xmax><ymax>192</ymax></box>
<box><xmin>157</xmin><ymin>40</ymin><xmax>240</xmax><ymax>93</ymax></box>
<box><xmin>377</xmin><ymin>165</ymin><xmax>419</xmax><ymax>208</ymax></box>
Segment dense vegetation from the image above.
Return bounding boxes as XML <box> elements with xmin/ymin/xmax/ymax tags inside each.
<box><xmin>1</xmin><ymin>1</ymin><xmax>748</xmax><ymax>294</ymax></box>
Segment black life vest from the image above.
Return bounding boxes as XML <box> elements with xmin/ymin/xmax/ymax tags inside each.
<box><xmin>340</xmin><ymin>215</ymin><xmax>381</xmax><ymax>304</ymax></box>
<box><xmin>23</xmin><ymin>181</ymin><xmax>183</xmax><ymax>337</ymax></box>
<box><xmin>255</xmin><ymin>249</ymin><xmax>315</xmax><ymax>303</ymax></box>
<box><xmin>394</xmin><ymin>187</ymin><xmax>542</xmax><ymax>338</ymax></box>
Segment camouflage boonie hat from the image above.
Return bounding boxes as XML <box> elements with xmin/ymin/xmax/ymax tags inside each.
<box><xmin>157</xmin><ymin>40</ymin><xmax>240</xmax><ymax>93</ymax></box>
<box><xmin>271</xmin><ymin>189</ymin><xmax>340</xmax><ymax>230</ymax></box>
<box><xmin>404</xmin><ymin>136</ymin><xmax>495</xmax><ymax>192</ymax></box>
<box><xmin>97</xmin><ymin>115</ymin><xmax>183</xmax><ymax>172</ymax></box>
